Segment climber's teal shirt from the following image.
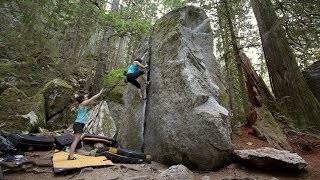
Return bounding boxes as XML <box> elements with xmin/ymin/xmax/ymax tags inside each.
<box><xmin>127</xmin><ymin>64</ymin><xmax>139</xmax><ymax>74</ymax></box>
<box><xmin>75</xmin><ymin>107</ymin><xmax>88</xmax><ymax>124</ymax></box>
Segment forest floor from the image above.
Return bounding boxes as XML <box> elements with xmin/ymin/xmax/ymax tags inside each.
<box><xmin>3</xmin><ymin>125</ymin><xmax>320</xmax><ymax>180</ymax></box>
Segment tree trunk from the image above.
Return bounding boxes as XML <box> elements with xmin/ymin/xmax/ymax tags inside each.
<box><xmin>251</xmin><ymin>0</ymin><xmax>320</xmax><ymax>130</ymax></box>
<box><xmin>91</xmin><ymin>0</ymin><xmax>120</xmax><ymax>94</ymax></box>
<box><xmin>240</xmin><ymin>52</ymin><xmax>275</xmax><ymax>105</ymax></box>
<box><xmin>223</xmin><ymin>0</ymin><xmax>250</xmax><ymax>114</ymax></box>
<box><xmin>114</xmin><ymin>37</ymin><xmax>124</xmax><ymax>69</ymax></box>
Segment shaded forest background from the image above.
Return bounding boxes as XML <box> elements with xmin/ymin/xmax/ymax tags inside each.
<box><xmin>0</xmin><ymin>0</ymin><xmax>319</xmax><ymax>134</ymax></box>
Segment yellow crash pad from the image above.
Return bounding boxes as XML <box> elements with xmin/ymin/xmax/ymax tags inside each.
<box><xmin>53</xmin><ymin>151</ymin><xmax>113</xmax><ymax>171</ymax></box>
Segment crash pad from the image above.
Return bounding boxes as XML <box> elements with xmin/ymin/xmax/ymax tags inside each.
<box><xmin>52</xmin><ymin>151</ymin><xmax>114</xmax><ymax>173</ymax></box>
<box><xmin>83</xmin><ymin>137</ymin><xmax>112</xmax><ymax>144</ymax></box>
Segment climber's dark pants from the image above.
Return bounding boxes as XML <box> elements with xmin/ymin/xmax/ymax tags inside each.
<box><xmin>126</xmin><ymin>70</ymin><xmax>145</xmax><ymax>89</ymax></box>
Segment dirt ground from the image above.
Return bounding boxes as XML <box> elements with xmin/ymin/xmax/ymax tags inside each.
<box><xmin>3</xmin><ymin>126</ymin><xmax>320</xmax><ymax>180</ymax></box>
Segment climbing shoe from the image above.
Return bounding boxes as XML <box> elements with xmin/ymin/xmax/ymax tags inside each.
<box><xmin>67</xmin><ymin>155</ymin><xmax>77</xmax><ymax>160</ymax></box>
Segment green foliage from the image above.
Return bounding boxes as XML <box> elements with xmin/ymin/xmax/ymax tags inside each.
<box><xmin>104</xmin><ymin>68</ymin><xmax>127</xmax><ymax>88</ymax></box>
<box><xmin>162</xmin><ymin>0</ymin><xmax>187</xmax><ymax>10</ymax></box>
<box><xmin>100</xmin><ymin>11</ymin><xmax>151</xmax><ymax>38</ymax></box>
<box><xmin>274</xmin><ymin>0</ymin><xmax>320</xmax><ymax>68</ymax></box>
<box><xmin>103</xmin><ymin>68</ymin><xmax>127</xmax><ymax>104</ymax></box>
<box><xmin>0</xmin><ymin>0</ymin><xmax>104</xmax><ymax>62</ymax></box>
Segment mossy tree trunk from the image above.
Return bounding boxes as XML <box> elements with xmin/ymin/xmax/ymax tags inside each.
<box><xmin>217</xmin><ymin>6</ymin><xmax>238</xmax><ymax>131</ymax></box>
<box><xmin>223</xmin><ymin>0</ymin><xmax>250</xmax><ymax>114</ymax></box>
<box><xmin>251</xmin><ymin>0</ymin><xmax>320</xmax><ymax>131</ymax></box>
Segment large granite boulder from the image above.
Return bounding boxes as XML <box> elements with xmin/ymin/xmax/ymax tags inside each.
<box><xmin>302</xmin><ymin>60</ymin><xmax>320</xmax><ymax>103</ymax></box>
<box><xmin>118</xmin><ymin>6</ymin><xmax>231</xmax><ymax>170</ymax></box>
<box><xmin>46</xmin><ymin>104</ymin><xmax>77</xmax><ymax>131</ymax></box>
<box><xmin>41</xmin><ymin>78</ymin><xmax>73</xmax><ymax>120</ymax></box>
<box><xmin>0</xmin><ymin>88</ymin><xmax>46</xmax><ymax>133</ymax></box>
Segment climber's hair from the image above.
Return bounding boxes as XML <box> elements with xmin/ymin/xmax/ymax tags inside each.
<box><xmin>135</xmin><ymin>58</ymin><xmax>142</xmax><ymax>63</ymax></box>
<box><xmin>76</xmin><ymin>94</ymin><xmax>84</xmax><ymax>104</ymax></box>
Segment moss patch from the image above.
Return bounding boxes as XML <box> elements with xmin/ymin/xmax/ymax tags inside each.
<box><xmin>0</xmin><ymin>61</ymin><xmax>65</xmax><ymax>96</ymax></box>
<box><xmin>40</xmin><ymin>78</ymin><xmax>73</xmax><ymax>94</ymax></box>
<box><xmin>154</xmin><ymin>12</ymin><xmax>181</xmax><ymax>36</ymax></box>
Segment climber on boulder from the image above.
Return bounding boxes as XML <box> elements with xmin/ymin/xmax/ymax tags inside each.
<box><xmin>126</xmin><ymin>57</ymin><xmax>150</xmax><ymax>100</ymax></box>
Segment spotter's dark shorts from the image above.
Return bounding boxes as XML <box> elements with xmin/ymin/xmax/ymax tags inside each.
<box><xmin>73</xmin><ymin>122</ymin><xmax>85</xmax><ymax>134</ymax></box>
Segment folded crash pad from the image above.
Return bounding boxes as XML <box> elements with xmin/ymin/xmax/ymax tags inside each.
<box><xmin>96</xmin><ymin>151</ymin><xmax>151</xmax><ymax>164</ymax></box>
<box><xmin>82</xmin><ymin>133</ymin><xmax>118</xmax><ymax>147</ymax></box>
<box><xmin>107</xmin><ymin>147</ymin><xmax>152</xmax><ymax>160</ymax></box>
<box><xmin>7</xmin><ymin>134</ymin><xmax>55</xmax><ymax>151</ymax></box>
<box><xmin>82</xmin><ymin>137</ymin><xmax>113</xmax><ymax>144</ymax></box>
<box><xmin>52</xmin><ymin>151</ymin><xmax>114</xmax><ymax>173</ymax></box>
<box><xmin>54</xmin><ymin>134</ymin><xmax>81</xmax><ymax>149</ymax></box>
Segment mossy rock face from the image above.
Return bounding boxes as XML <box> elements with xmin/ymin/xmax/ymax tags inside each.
<box><xmin>256</xmin><ymin>105</ymin><xmax>292</xmax><ymax>150</ymax></box>
<box><xmin>41</xmin><ymin>78</ymin><xmax>74</xmax><ymax>119</ymax></box>
<box><xmin>46</xmin><ymin>104</ymin><xmax>77</xmax><ymax>131</ymax></box>
<box><xmin>99</xmin><ymin>102</ymin><xmax>116</xmax><ymax>137</ymax></box>
<box><xmin>0</xmin><ymin>62</ymin><xmax>64</xmax><ymax>97</ymax></box>
<box><xmin>0</xmin><ymin>87</ymin><xmax>45</xmax><ymax>133</ymax></box>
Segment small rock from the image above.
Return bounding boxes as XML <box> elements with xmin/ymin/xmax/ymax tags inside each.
<box><xmin>221</xmin><ymin>178</ymin><xmax>256</xmax><ymax>180</ymax></box>
<box><xmin>156</xmin><ymin>165</ymin><xmax>193</xmax><ymax>180</ymax></box>
<box><xmin>104</xmin><ymin>174</ymin><xmax>120</xmax><ymax>180</ymax></box>
<box><xmin>125</xmin><ymin>175</ymin><xmax>150</xmax><ymax>180</ymax></box>
<box><xmin>94</xmin><ymin>142</ymin><xmax>106</xmax><ymax>149</ymax></box>
<box><xmin>200</xmin><ymin>175</ymin><xmax>211</xmax><ymax>180</ymax></box>
<box><xmin>246</xmin><ymin>142</ymin><xmax>253</xmax><ymax>146</ymax></box>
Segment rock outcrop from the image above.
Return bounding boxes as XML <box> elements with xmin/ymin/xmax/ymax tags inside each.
<box><xmin>42</xmin><ymin>78</ymin><xmax>74</xmax><ymax>120</ymax></box>
<box><xmin>118</xmin><ymin>6</ymin><xmax>231</xmax><ymax>170</ymax></box>
<box><xmin>0</xmin><ymin>78</ymin><xmax>75</xmax><ymax>133</ymax></box>
<box><xmin>84</xmin><ymin>101</ymin><xmax>117</xmax><ymax>137</ymax></box>
<box><xmin>0</xmin><ymin>62</ymin><xmax>65</xmax><ymax>96</ymax></box>
<box><xmin>233</xmin><ymin>147</ymin><xmax>307</xmax><ymax>171</ymax></box>
<box><xmin>302</xmin><ymin>60</ymin><xmax>320</xmax><ymax>103</ymax></box>
<box><xmin>0</xmin><ymin>88</ymin><xmax>46</xmax><ymax>133</ymax></box>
